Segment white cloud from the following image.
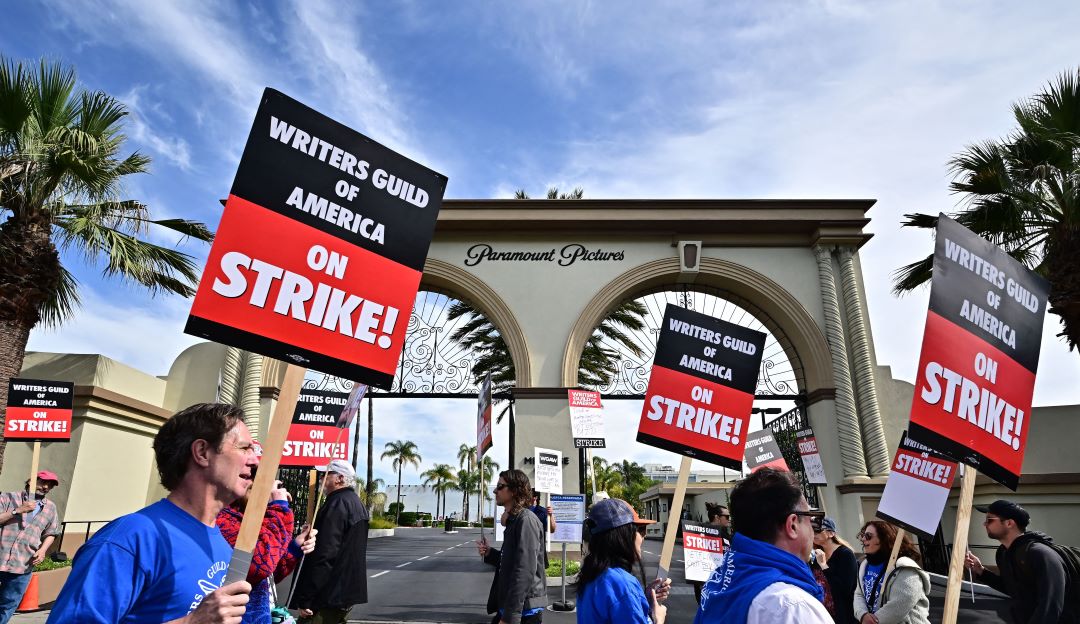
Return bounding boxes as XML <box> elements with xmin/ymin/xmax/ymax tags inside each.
<box><xmin>117</xmin><ymin>86</ymin><xmax>193</xmax><ymax>172</ymax></box>
<box><xmin>25</xmin><ymin>285</ymin><xmax>199</xmax><ymax>377</ymax></box>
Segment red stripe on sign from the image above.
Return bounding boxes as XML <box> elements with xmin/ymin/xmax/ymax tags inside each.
<box><xmin>892</xmin><ymin>449</ymin><xmax>956</xmax><ymax>488</ymax></box>
<box><xmin>189</xmin><ymin>195</ymin><xmax>421</xmax><ymax>377</ymax></box>
<box><xmin>797</xmin><ymin>437</ymin><xmax>818</xmax><ymax>456</ymax></box>
<box><xmin>4</xmin><ymin>407</ymin><xmax>72</xmax><ymax>440</ymax></box>
<box><xmin>280</xmin><ymin>424</ymin><xmax>350</xmax><ymax>467</ymax></box>
<box><xmin>683</xmin><ymin>533</ymin><xmax>724</xmax><ymax>553</ymax></box>
<box><xmin>568</xmin><ymin>389</ymin><xmax>602</xmax><ymax>408</ymax></box>
<box><xmin>910</xmin><ymin>311</ymin><xmax>1035</xmax><ymax>478</ymax></box>
<box><xmin>638</xmin><ymin>365</ymin><xmax>753</xmax><ymax>465</ymax></box>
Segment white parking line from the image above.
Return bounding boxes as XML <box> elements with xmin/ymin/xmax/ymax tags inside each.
<box><xmin>643</xmin><ymin>550</ymin><xmax>654</xmax><ymax>555</ymax></box>
<box><xmin>436</xmin><ymin>550</ymin><xmax>445</xmax><ymax>554</ymax></box>
<box><xmin>396</xmin><ymin>562</ymin><xmax>412</xmax><ymax>568</ymax></box>
<box><xmin>371</xmin><ymin>571</ymin><xmax>389</xmax><ymax>578</ymax></box>
<box><xmin>676</xmin><ymin>559</ymin><xmax>684</xmax><ymax>563</ymax></box>
<box><xmin>418</xmin><ymin>556</ymin><xmax>429</xmax><ymax>560</ymax></box>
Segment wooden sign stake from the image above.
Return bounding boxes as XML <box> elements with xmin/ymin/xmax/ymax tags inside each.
<box><xmin>224</xmin><ymin>363</ymin><xmax>305</xmax><ymax>584</ymax></box>
<box><xmin>885</xmin><ymin>527</ymin><xmax>905</xmax><ymax>578</ymax></box>
<box><xmin>656</xmin><ymin>456</ymin><xmax>692</xmax><ymax>580</ymax></box>
<box><xmin>942</xmin><ymin>464</ymin><xmax>977</xmax><ymax>624</ymax></box>
<box><xmin>27</xmin><ymin>441</ymin><xmax>41</xmax><ymax>502</ymax></box>
<box><xmin>306</xmin><ymin>468</ymin><xmax>319</xmax><ymax>526</ymax></box>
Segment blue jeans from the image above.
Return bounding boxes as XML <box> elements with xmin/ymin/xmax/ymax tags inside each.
<box><xmin>0</xmin><ymin>571</ymin><xmax>32</xmax><ymax>624</ymax></box>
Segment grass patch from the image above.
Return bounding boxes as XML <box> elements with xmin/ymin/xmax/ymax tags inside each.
<box><xmin>33</xmin><ymin>558</ymin><xmax>72</xmax><ymax>573</ymax></box>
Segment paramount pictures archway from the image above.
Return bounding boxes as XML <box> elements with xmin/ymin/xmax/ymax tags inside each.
<box><xmin>268</xmin><ymin>199</ymin><xmax>897</xmax><ymax>532</ymax></box>
<box><xmin>409</xmin><ymin>199</ymin><xmax>899</xmax><ymax>532</ymax></box>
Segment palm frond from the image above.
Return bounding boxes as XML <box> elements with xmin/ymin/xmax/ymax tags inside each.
<box><xmin>37</xmin><ymin>263</ymin><xmax>80</xmax><ymax>328</ymax></box>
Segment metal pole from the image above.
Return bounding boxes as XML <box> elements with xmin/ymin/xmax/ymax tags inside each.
<box><xmin>561</xmin><ymin>542</ymin><xmax>567</xmax><ymax>604</ymax></box>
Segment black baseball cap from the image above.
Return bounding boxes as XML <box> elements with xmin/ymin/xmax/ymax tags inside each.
<box><xmin>975</xmin><ymin>499</ymin><xmax>1030</xmax><ymax>529</ymax></box>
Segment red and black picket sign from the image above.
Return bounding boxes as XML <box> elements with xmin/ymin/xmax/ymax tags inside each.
<box><xmin>281</xmin><ymin>389</ymin><xmax>351</xmax><ymax>467</ymax></box>
<box><xmin>5</xmin><ymin>378</ymin><xmax>74</xmax><ymax>441</ymax></box>
<box><xmin>907</xmin><ymin>215</ymin><xmax>1049</xmax><ymax>490</ymax></box>
<box><xmin>185</xmin><ymin>89</ymin><xmax>446</xmax><ymax>389</ymax></box>
<box><xmin>476</xmin><ymin>373</ymin><xmax>493</xmax><ymax>461</ymax></box>
<box><xmin>876</xmin><ymin>431</ymin><xmax>959</xmax><ymax>539</ymax></box>
<box><xmin>744</xmin><ymin>429</ymin><xmax>789</xmax><ymax>473</ymax></box>
<box><xmin>637</xmin><ymin>305</ymin><xmax>766</xmax><ymax>471</ymax></box>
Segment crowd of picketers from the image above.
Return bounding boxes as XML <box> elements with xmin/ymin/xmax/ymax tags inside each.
<box><xmin>489</xmin><ymin>466</ymin><xmax>1078</xmax><ymax>624</ymax></box>
<box><xmin>0</xmin><ymin>403</ymin><xmax>1074</xmax><ymax>623</ymax></box>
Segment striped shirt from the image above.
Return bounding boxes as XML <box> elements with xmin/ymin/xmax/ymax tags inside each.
<box><xmin>0</xmin><ymin>491</ymin><xmax>59</xmax><ymax>574</ymax></box>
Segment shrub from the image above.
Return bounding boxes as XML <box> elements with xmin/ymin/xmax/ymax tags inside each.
<box><xmin>545</xmin><ymin>559</ymin><xmax>581</xmax><ymax>577</ymax></box>
<box><xmin>34</xmin><ymin>558</ymin><xmax>72</xmax><ymax>573</ymax></box>
<box><xmin>369</xmin><ymin>517</ymin><xmax>395</xmax><ymax>530</ymax></box>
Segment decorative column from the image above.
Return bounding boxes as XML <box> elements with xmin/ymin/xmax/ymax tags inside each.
<box><xmin>814</xmin><ymin>245</ymin><xmax>868</xmax><ymax>478</ymax></box>
<box><xmin>837</xmin><ymin>247</ymin><xmax>890</xmax><ymax>476</ymax></box>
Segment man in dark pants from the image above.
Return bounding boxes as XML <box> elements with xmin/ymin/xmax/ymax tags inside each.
<box><xmin>290</xmin><ymin>459</ymin><xmax>369</xmax><ymax>624</ymax></box>
<box><xmin>966</xmin><ymin>499</ymin><xmax>1073</xmax><ymax>623</ymax></box>
<box><xmin>476</xmin><ymin>470</ymin><xmax>546</xmax><ymax>624</ymax></box>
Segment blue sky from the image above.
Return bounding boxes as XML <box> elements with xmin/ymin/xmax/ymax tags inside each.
<box><xmin>8</xmin><ymin>1</ymin><xmax>1080</xmax><ymax>489</ymax></box>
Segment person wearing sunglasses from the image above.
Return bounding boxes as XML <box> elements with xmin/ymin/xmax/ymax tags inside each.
<box><xmin>694</xmin><ymin>467</ymin><xmax>831</xmax><ymax>624</ymax></box>
<box><xmin>577</xmin><ymin>498</ymin><xmax>671</xmax><ymax>624</ymax></box>
<box><xmin>476</xmin><ymin>470</ymin><xmax>546</xmax><ymax>624</ymax></box>
<box><xmin>812</xmin><ymin>517</ymin><xmax>858</xmax><ymax>624</ymax></box>
<box><xmin>853</xmin><ymin>520</ymin><xmax>929</xmax><ymax>624</ymax></box>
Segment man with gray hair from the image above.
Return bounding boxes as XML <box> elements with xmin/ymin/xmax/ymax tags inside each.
<box><xmin>290</xmin><ymin>459</ymin><xmax>369</xmax><ymax>623</ymax></box>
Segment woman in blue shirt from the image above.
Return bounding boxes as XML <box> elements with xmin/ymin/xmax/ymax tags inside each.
<box><xmin>577</xmin><ymin>499</ymin><xmax>671</xmax><ymax>624</ymax></box>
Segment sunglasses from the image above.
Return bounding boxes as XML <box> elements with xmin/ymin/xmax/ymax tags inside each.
<box><xmin>858</xmin><ymin>532</ymin><xmax>879</xmax><ymax>541</ymax></box>
<box><xmin>494</xmin><ymin>483</ymin><xmax>507</xmax><ymax>492</ymax></box>
<box><xmin>635</xmin><ymin>524</ymin><xmax>648</xmax><ymax>536</ymax></box>
<box><xmin>791</xmin><ymin>509</ymin><xmax>825</xmax><ymax>527</ymax></box>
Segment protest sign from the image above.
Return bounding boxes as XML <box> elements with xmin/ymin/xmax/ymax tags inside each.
<box><xmin>534</xmin><ymin>447</ymin><xmax>563</xmax><ymax>494</ymax></box>
<box><xmin>795</xmin><ymin>427</ymin><xmax>827</xmax><ymax>485</ymax></box>
<box><xmin>551</xmin><ymin>494</ymin><xmax>586</xmax><ymax>543</ymax></box>
<box><xmin>335</xmin><ymin>383</ymin><xmax>367</xmax><ymax>429</ymax></box>
<box><xmin>281</xmin><ymin>389</ymin><xmax>351</xmax><ymax>467</ymax></box>
<box><xmin>185</xmin><ymin>88</ymin><xmax>447</xmax><ymax>389</ymax></box>
<box><xmin>476</xmin><ymin>373</ymin><xmax>493</xmax><ymax>461</ymax></box>
<box><xmin>876</xmin><ymin>432</ymin><xmax>959</xmax><ymax>539</ymax></box>
<box><xmin>908</xmin><ymin>215</ymin><xmax>1049</xmax><ymax>490</ymax></box>
<box><xmin>744</xmin><ymin>429</ymin><xmax>788</xmax><ymax>473</ymax></box>
<box><xmin>568</xmin><ymin>389</ymin><xmax>605</xmax><ymax>448</ymax></box>
<box><xmin>637</xmin><ymin>305</ymin><xmax>767</xmax><ymax>471</ymax></box>
<box><xmin>681</xmin><ymin>520</ymin><xmax>725</xmax><ymax>582</ymax></box>
<box><xmin>5</xmin><ymin>378</ymin><xmax>73</xmax><ymax>441</ymax></box>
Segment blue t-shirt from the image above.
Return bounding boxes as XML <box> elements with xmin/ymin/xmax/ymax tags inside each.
<box><xmin>48</xmin><ymin>499</ymin><xmax>233</xmax><ymax>623</ymax></box>
<box><xmin>578</xmin><ymin>567</ymin><xmax>652</xmax><ymax>624</ymax></box>
<box><xmin>862</xmin><ymin>561</ymin><xmax>886</xmax><ymax>613</ymax></box>
<box><xmin>529</xmin><ymin>504</ymin><xmax>548</xmax><ymax>529</ymax></box>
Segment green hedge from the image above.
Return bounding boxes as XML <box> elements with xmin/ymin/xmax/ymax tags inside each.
<box><xmin>369</xmin><ymin>517</ymin><xmax>395</xmax><ymax>529</ymax></box>
<box><xmin>34</xmin><ymin>558</ymin><xmax>72</xmax><ymax>573</ymax></box>
<box><xmin>545</xmin><ymin>559</ymin><xmax>580</xmax><ymax>577</ymax></box>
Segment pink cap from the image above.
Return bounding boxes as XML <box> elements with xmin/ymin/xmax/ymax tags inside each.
<box><xmin>37</xmin><ymin>470</ymin><xmax>59</xmax><ymax>485</ymax></box>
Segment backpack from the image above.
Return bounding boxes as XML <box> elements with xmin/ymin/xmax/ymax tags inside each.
<box><xmin>1015</xmin><ymin>534</ymin><xmax>1080</xmax><ymax>619</ymax></box>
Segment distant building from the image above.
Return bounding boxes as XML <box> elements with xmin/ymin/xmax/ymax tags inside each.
<box><xmin>642</xmin><ymin>463</ymin><xmax>740</xmax><ymax>484</ymax></box>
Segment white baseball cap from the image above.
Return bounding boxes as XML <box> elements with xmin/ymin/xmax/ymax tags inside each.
<box><xmin>326</xmin><ymin>459</ymin><xmax>356</xmax><ymax>481</ymax></box>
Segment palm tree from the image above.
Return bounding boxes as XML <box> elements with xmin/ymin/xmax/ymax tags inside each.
<box><xmin>455</xmin><ymin>468</ymin><xmax>475</xmax><ymax>520</ymax></box>
<box><xmin>588</xmin><ymin>456</ymin><xmax>625</xmax><ymax>499</ymax></box>
<box><xmin>380</xmin><ymin>440</ymin><xmax>422</xmax><ymax>524</ymax></box>
<box><xmin>421</xmin><ymin>463</ymin><xmax>456</xmax><ymax>518</ymax></box>
<box><xmin>612</xmin><ymin>460</ymin><xmax>646</xmax><ymax>491</ymax></box>
<box><xmin>0</xmin><ymin>57</ymin><xmax>212</xmax><ymax>468</ymax></box>
<box><xmin>894</xmin><ymin>68</ymin><xmax>1080</xmax><ymax>350</ymax></box>
<box><xmin>355</xmin><ymin>476</ymin><xmax>385</xmax><ymax>507</ymax></box>
<box><xmin>447</xmin><ymin>188</ymin><xmax>649</xmax><ymax>390</ymax></box>
<box><xmin>475</xmin><ymin>455</ymin><xmax>499</xmax><ymax>523</ymax></box>
<box><xmin>457</xmin><ymin>443</ymin><xmax>476</xmax><ymax>518</ymax></box>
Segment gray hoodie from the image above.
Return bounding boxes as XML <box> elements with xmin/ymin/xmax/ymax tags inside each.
<box><xmin>854</xmin><ymin>556</ymin><xmax>931</xmax><ymax>624</ymax></box>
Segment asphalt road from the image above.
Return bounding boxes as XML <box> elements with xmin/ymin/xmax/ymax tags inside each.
<box><xmin>340</xmin><ymin>527</ymin><xmax>700</xmax><ymax>624</ymax></box>
<box><xmin>296</xmin><ymin>527</ymin><xmax>1010</xmax><ymax>623</ymax></box>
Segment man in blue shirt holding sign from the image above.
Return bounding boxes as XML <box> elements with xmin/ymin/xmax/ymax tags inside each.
<box><xmin>49</xmin><ymin>403</ymin><xmax>257</xmax><ymax>623</ymax></box>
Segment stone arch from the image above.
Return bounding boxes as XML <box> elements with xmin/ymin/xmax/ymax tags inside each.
<box><xmin>420</xmin><ymin>258</ymin><xmax>533</xmax><ymax>388</ymax></box>
<box><xmin>562</xmin><ymin>257</ymin><xmax>833</xmax><ymax>394</ymax></box>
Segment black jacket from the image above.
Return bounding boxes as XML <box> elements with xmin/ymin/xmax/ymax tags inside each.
<box><xmin>290</xmin><ymin>487</ymin><xmax>369</xmax><ymax>610</ymax></box>
<box><xmin>977</xmin><ymin>531</ymin><xmax>1072</xmax><ymax>624</ymax></box>
<box><xmin>822</xmin><ymin>544</ymin><xmax>859</xmax><ymax>624</ymax></box>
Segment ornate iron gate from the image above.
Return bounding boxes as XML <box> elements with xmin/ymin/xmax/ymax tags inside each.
<box><xmin>765</xmin><ymin>403</ymin><xmax>819</xmax><ymax>508</ymax></box>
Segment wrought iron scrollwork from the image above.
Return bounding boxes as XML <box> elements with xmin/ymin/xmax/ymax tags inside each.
<box><xmin>592</xmin><ymin>286</ymin><xmax>804</xmax><ymax>397</ymax></box>
<box><xmin>766</xmin><ymin>404</ymin><xmax>819</xmax><ymax>508</ymax></box>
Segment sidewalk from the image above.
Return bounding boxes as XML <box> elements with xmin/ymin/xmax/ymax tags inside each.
<box><xmin>11</xmin><ymin>611</ymin><xmax>47</xmax><ymax>623</ymax></box>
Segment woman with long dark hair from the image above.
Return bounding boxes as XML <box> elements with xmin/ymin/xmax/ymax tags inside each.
<box><xmin>812</xmin><ymin>517</ymin><xmax>858</xmax><ymax>624</ymax></box>
<box><xmin>577</xmin><ymin>499</ymin><xmax>670</xmax><ymax>624</ymax></box>
<box><xmin>853</xmin><ymin>520</ymin><xmax>930</xmax><ymax>624</ymax></box>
